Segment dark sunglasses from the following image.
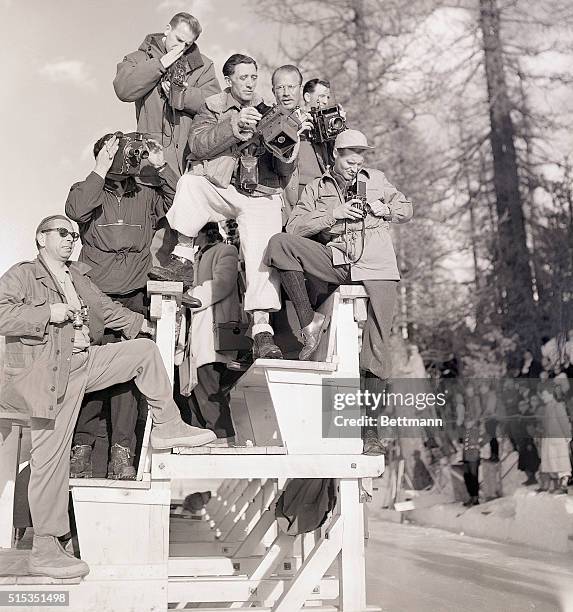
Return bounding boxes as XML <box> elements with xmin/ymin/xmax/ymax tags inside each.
<box><xmin>42</xmin><ymin>227</ymin><xmax>80</xmax><ymax>241</ymax></box>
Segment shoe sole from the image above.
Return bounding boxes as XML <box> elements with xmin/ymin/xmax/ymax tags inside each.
<box><xmin>28</xmin><ymin>566</ymin><xmax>90</xmax><ymax>579</ymax></box>
<box><xmin>148</xmin><ymin>269</ymin><xmax>194</xmax><ymax>286</ymax></box>
<box><xmin>151</xmin><ymin>432</ymin><xmax>217</xmax><ymax>450</ymax></box>
<box><xmin>299</xmin><ymin>315</ymin><xmax>331</xmax><ymax>361</ymax></box>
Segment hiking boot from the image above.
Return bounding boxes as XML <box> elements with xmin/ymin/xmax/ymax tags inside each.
<box><xmin>253</xmin><ymin>332</ymin><xmax>283</xmax><ymax>359</ymax></box>
<box><xmin>28</xmin><ymin>535</ymin><xmax>89</xmax><ymax>579</ymax></box>
<box><xmin>69</xmin><ymin>445</ymin><xmax>93</xmax><ymax>478</ymax></box>
<box><xmin>299</xmin><ymin>313</ymin><xmax>330</xmax><ymax>361</ymax></box>
<box><xmin>149</xmin><ymin>255</ymin><xmax>195</xmax><ymax>287</ymax></box>
<box><xmin>107</xmin><ymin>443</ymin><xmax>136</xmax><ymax>480</ymax></box>
<box><xmin>150</xmin><ymin>420</ymin><xmax>216</xmax><ymax>450</ymax></box>
<box><xmin>362</xmin><ymin>431</ymin><xmax>387</xmax><ymax>456</ymax></box>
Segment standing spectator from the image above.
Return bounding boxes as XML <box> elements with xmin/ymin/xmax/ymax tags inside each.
<box><xmin>537</xmin><ymin>384</ymin><xmax>571</xmax><ymax>494</ymax></box>
<box><xmin>515</xmin><ymin>393</ymin><xmax>541</xmax><ymax>486</ymax></box>
<box><xmin>184</xmin><ymin>223</ymin><xmax>241</xmax><ymax>446</ymax></box>
<box><xmin>65</xmin><ymin>133</ymin><xmax>199</xmax><ymax>479</ymax></box>
<box><xmin>517</xmin><ymin>348</ymin><xmax>542</xmax><ymax>378</ymax></box>
<box><xmin>113</xmin><ymin>12</ymin><xmax>221</xmax><ymax>268</ymax></box>
<box><xmin>462</xmin><ymin>414</ymin><xmax>482</xmax><ymax>506</ymax></box>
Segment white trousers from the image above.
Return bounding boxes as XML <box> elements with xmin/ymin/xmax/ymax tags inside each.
<box><xmin>167</xmin><ymin>174</ymin><xmax>282</xmax><ymax>316</ymax></box>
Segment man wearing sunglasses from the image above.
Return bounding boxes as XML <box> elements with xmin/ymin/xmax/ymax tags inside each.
<box><xmin>0</xmin><ymin>215</ymin><xmax>216</xmax><ymax>579</ymax></box>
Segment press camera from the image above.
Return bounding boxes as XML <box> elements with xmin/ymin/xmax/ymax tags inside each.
<box><xmin>309</xmin><ymin>104</ymin><xmax>346</xmax><ymax>144</ymax></box>
<box><xmin>254</xmin><ymin>101</ymin><xmax>301</xmax><ymax>162</ymax></box>
<box><xmin>107</xmin><ymin>132</ymin><xmax>150</xmax><ymax>180</ymax></box>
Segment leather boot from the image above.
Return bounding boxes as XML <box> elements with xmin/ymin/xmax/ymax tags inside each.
<box><xmin>299</xmin><ymin>313</ymin><xmax>330</xmax><ymax>361</ymax></box>
<box><xmin>69</xmin><ymin>445</ymin><xmax>93</xmax><ymax>478</ymax></box>
<box><xmin>107</xmin><ymin>443</ymin><xmax>136</xmax><ymax>480</ymax></box>
<box><xmin>253</xmin><ymin>332</ymin><xmax>283</xmax><ymax>359</ymax></box>
<box><xmin>149</xmin><ymin>255</ymin><xmax>195</xmax><ymax>288</ymax></box>
<box><xmin>28</xmin><ymin>535</ymin><xmax>89</xmax><ymax>579</ymax></box>
<box><xmin>150</xmin><ymin>420</ymin><xmax>216</xmax><ymax>450</ymax></box>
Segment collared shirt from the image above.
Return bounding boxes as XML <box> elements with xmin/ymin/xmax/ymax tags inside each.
<box><xmin>44</xmin><ymin>262</ymin><xmax>90</xmax><ymax>352</ymax></box>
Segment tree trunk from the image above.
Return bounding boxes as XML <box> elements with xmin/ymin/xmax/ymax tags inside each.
<box><xmin>479</xmin><ymin>0</ymin><xmax>538</xmax><ymax>349</ymax></box>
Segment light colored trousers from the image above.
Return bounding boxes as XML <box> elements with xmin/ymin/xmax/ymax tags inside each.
<box><xmin>29</xmin><ymin>339</ymin><xmax>178</xmax><ymax>537</ymax></box>
<box><xmin>166</xmin><ymin>174</ymin><xmax>282</xmax><ymax>319</ymax></box>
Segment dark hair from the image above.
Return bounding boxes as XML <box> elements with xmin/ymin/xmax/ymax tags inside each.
<box><xmin>169</xmin><ymin>12</ymin><xmax>202</xmax><ymax>38</ymax></box>
<box><xmin>222</xmin><ymin>54</ymin><xmax>257</xmax><ymax>78</ymax></box>
<box><xmin>93</xmin><ymin>133</ymin><xmax>114</xmax><ymax>159</ymax></box>
<box><xmin>272</xmin><ymin>64</ymin><xmax>303</xmax><ymax>87</ymax></box>
<box><xmin>199</xmin><ymin>222</ymin><xmax>223</xmax><ymax>244</ymax></box>
<box><xmin>303</xmin><ymin>78</ymin><xmax>330</xmax><ymax>97</ymax></box>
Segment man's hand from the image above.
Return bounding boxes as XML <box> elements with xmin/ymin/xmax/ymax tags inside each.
<box><xmin>333</xmin><ymin>199</ymin><xmax>366</xmax><ymax>221</ymax></box>
<box><xmin>140</xmin><ymin>319</ymin><xmax>155</xmax><ymax>337</ymax></box>
<box><xmin>161</xmin><ymin>80</ymin><xmax>171</xmax><ymax>96</ymax></box>
<box><xmin>297</xmin><ymin>111</ymin><xmax>314</xmax><ymax>136</ymax></box>
<box><xmin>50</xmin><ymin>303</ymin><xmax>77</xmax><ymax>324</ymax></box>
<box><xmin>160</xmin><ymin>43</ymin><xmax>187</xmax><ymax>69</ymax></box>
<box><xmin>237</xmin><ymin>107</ymin><xmax>262</xmax><ymax>131</ymax></box>
<box><xmin>94</xmin><ymin>134</ymin><xmax>119</xmax><ymax>179</ymax></box>
<box><xmin>146</xmin><ymin>138</ymin><xmax>165</xmax><ymax>169</ymax></box>
<box><xmin>369</xmin><ymin>199</ymin><xmax>391</xmax><ymax>218</ymax></box>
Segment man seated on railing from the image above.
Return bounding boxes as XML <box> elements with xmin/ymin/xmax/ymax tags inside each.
<box><xmin>264</xmin><ymin>129</ymin><xmax>413</xmax><ymax>454</ymax></box>
<box><xmin>0</xmin><ymin>215</ymin><xmax>216</xmax><ymax>580</ymax></box>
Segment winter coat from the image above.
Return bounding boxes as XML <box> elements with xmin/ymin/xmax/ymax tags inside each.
<box><xmin>286</xmin><ymin>168</ymin><xmax>412</xmax><ymax>280</ymax></box>
<box><xmin>113</xmin><ymin>34</ymin><xmax>221</xmax><ymax>175</ymax></box>
<box><xmin>187</xmin><ymin>90</ymin><xmax>296</xmax><ymax>196</ymax></box>
<box><xmin>0</xmin><ymin>257</ymin><xmax>143</xmax><ymax>421</ymax></box>
<box><xmin>65</xmin><ymin>169</ymin><xmax>178</xmax><ymax>295</ymax></box>
<box><xmin>188</xmin><ymin>242</ymin><xmax>240</xmax><ymax>368</ymax></box>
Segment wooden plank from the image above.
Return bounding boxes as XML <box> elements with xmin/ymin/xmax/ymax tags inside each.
<box><xmin>314</xmin><ymin>291</ymin><xmax>339</xmax><ymax>363</ymax></box>
<box><xmin>338</xmin><ymin>479</ymin><xmax>367</xmax><ymax>611</ymax></box>
<box><xmin>153</xmin><ymin>455</ymin><xmax>385</xmax><ymax>480</ymax></box>
<box><xmin>213</xmin><ymin>480</ymin><xmax>251</xmax><ymax>524</ymax></box>
<box><xmin>167</xmin><ymin>576</ymin><xmax>338</xmax><ymax>604</ymax></box>
<box><xmin>249</xmin><ymin>533</ymin><xmax>295</xmax><ymax>581</ymax></box>
<box><xmin>69</xmin><ymin>477</ymin><xmax>151</xmax><ymax>490</ymax></box>
<box><xmin>339</xmin><ymin>285</ymin><xmax>369</xmax><ymax>298</ymax></box>
<box><xmin>273</xmin><ymin>518</ymin><xmax>343</xmax><ymax>612</ymax></box>
<box><xmin>136</xmin><ymin>406</ymin><xmax>153</xmax><ymax>481</ymax></box>
<box><xmin>224</xmin><ymin>480</ymin><xmax>276</xmax><ymax>544</ymax></box>
<box><xmin>218</xmin><ymin>480</ymin><xmax>262</xmax><ymax>537</ymax></box>
<box><xmin>0</xmin><ymin>424</ymin><xmax>20</xmax><ymax>548</ymax></box>
<box><xmin>172</xmin><ymin>446</ymin><xmax>287</xmax><ymax>455</ymax></box>
<box><xmin>168</xmin><ymin>556</ymin><xmax>298</xmax><ymax>578</ymax></box>
<box><xmin>146</xmin><ymin>280</ymin><xmax>184</xmax><ymax>299</ymax></box>
<box><xmin>233</xmin><ymin>508</ymin><xmax>277</xmax><ymax>558</ymax></box>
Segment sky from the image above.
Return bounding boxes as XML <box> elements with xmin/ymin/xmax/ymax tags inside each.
<box><xmin>0</xmin><ymin>0</ymin><xmax>280</xmax><ymax>272</ymax></box>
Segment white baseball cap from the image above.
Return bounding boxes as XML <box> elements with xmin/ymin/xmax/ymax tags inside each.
<box><xmin>334</xmin><ymin>129</ymin><xmax>374</xmax><ymax>151</ymax></box>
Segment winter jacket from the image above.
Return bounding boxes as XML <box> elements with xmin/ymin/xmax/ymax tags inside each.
<box><xmin>113</xmin><ymin>34</ymin><xmax>221</xmax><ymax>175</ymax></box>
<box><xmin>188</xmin><ymin>90</ymin><xmax>297</xmax><ymax>196</ymax></box>
<box><xmin>286</xmin><ymin>168</ymin><xmax>413</xmax><ymax>280</ymax></box>
<box><xmin>0</xmin><ymin>257</ymin><xmax>143</xmax><ymax>421</ymax></box>
<box><xmin>65</xmin><ymin>169</ymin><xmax>178</xmax><ymax>295</ymax></box>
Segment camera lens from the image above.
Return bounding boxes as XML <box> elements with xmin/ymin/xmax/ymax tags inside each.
<box><xmin>329</xmin><ymin>117</ymin><xmax>345</xmax><ymax>130</ymax></box>
<box><xmin>141</xmin><ymin>150</ymin><xmax>149</xmax><ymax>159</ymax></box>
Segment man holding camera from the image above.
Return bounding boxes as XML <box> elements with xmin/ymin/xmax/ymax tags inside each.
<box><xmin>150</xmin><ymin>54</ymin><xmax>302</xmax><ymax>359</ymax></box>
<box><xmin>0</xmin><ymin>215</ymin><xmax>215</xmax><ymax>578</ymax></box>
<box><xmin>113</xmin><ymin>12</ymin><xmax>220</xmax><ymax>175</ymax></box>
<box><xmin>264</xmin><ymin>129</ymin><xmax>413</xmax><ymax>454</ymax></box>
<box><xmin>65</xmin><ymin>133</ymin><xmax>199</xmax><ymax>479</ymax></box>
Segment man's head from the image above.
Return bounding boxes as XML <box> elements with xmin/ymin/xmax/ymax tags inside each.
<box><xmin>196</xmin><ymin>222</ymin><xmax>223</xmax><ymax>248</ymax></box>
<box><xmin>332</xmin><ymin>130</ymin><xmax>373</xmax><ymax>182</ymax></box>
<box><xmin>272</xmin><ymin>65</ymin><xmax>303</xmax><ymax>111</ymax></box>
<box><xmin>164</xmin><ymin>12</ymin><xmax>201</xmax><ymax>52</ymax></box>
<box><xmin>35</xmin><ymin>215</ymin><xmax>78</xmax><ymax>262</ymax></box>
<box><xmin>303</xmin><ymin>78</ymin><xmax>331</xmax><ymax>109</ymax></box>
<box><xmin>223</xmin><ymin>54</ymin><xmax>258</xmax><ymax>105</ymax></box>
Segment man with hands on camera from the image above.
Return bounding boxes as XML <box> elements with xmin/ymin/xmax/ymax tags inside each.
<box><xmin>113</xmin><ymin>12</ymin><xmax>220</xmax><ymax>175</ymax></box>
<box><xmin>264</xmin><ymin>129</ymin><xmax>413</xmax><ymax>454</ymax></box>
<box><xmin>150</xmin><ymin>54</ymin><xmax>303</xmax><ymax>360</ymax></box>
<box><xmin>65</xmin><ymin>133</ymin><xmax>199</xmax><ymax>480</ymax></box>
<box><xmin>0</xmin><ymin>215</ymin><xmax>216</xmax><ymax>579</ymax></box>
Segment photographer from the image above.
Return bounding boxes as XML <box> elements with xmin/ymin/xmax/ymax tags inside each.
<box><xmin>65</xmin><ymin>133</ymin><xmax>200</xmax><ymax>479</ymax></box>
<box><xmin>113</xmin><ymin>12</ymin><xmax>220</xmax><ymax>175</ymax></box>
<box><xmin>264</xmin><ymin>130</ymin><xmax>413</xmax><ymax>454</ymax></box>
<box><xmin>0</xmin><ymin>215</ymin><xmax>215</xmax><ymax>579</ymax></box>
<box><xmin>150</xmin><ymin>54</ymin><xmax>302</xmax><ymax>360</ymax></box>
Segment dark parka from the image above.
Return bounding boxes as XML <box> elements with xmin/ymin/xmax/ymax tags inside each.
<box><xmin>0</xmin><ymin>257</ymin><xmax>143</xmax><ymax>421</ymax></box>
<box><xmin>113</xmin><ymin>34</ymin><xmax>221</xmax><ymax>175</ymax></box>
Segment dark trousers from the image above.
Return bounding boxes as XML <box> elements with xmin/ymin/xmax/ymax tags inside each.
<box><xmin>188</xmin><ymin>363</ymin><xmax>236</xmax><ymax>439</ymax></box>
<box><xmin>265</xmin><ymin>233</ymin><xmax>398</xmax><ymax>380</ymax></box>
<box><xmin>73</xmin><ymin>288</ymin><xmax>147</xmax><ymax>453</ymax></box>
<box><xmin>463</xmin><ymin>460</ymin><xmax>480</xmax><ymax>497</ymax></box>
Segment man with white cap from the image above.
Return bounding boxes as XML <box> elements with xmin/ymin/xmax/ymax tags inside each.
<box><xmin>264</xmin><ymin>129</ymin><xmax>413</xmax><ymax>454</ymax></box>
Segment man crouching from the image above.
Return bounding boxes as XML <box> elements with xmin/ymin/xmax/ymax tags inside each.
<box><xmin>0</xmin><ymin>215</ymin><xmax>216</xmax><ymax>579</ymax></box>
